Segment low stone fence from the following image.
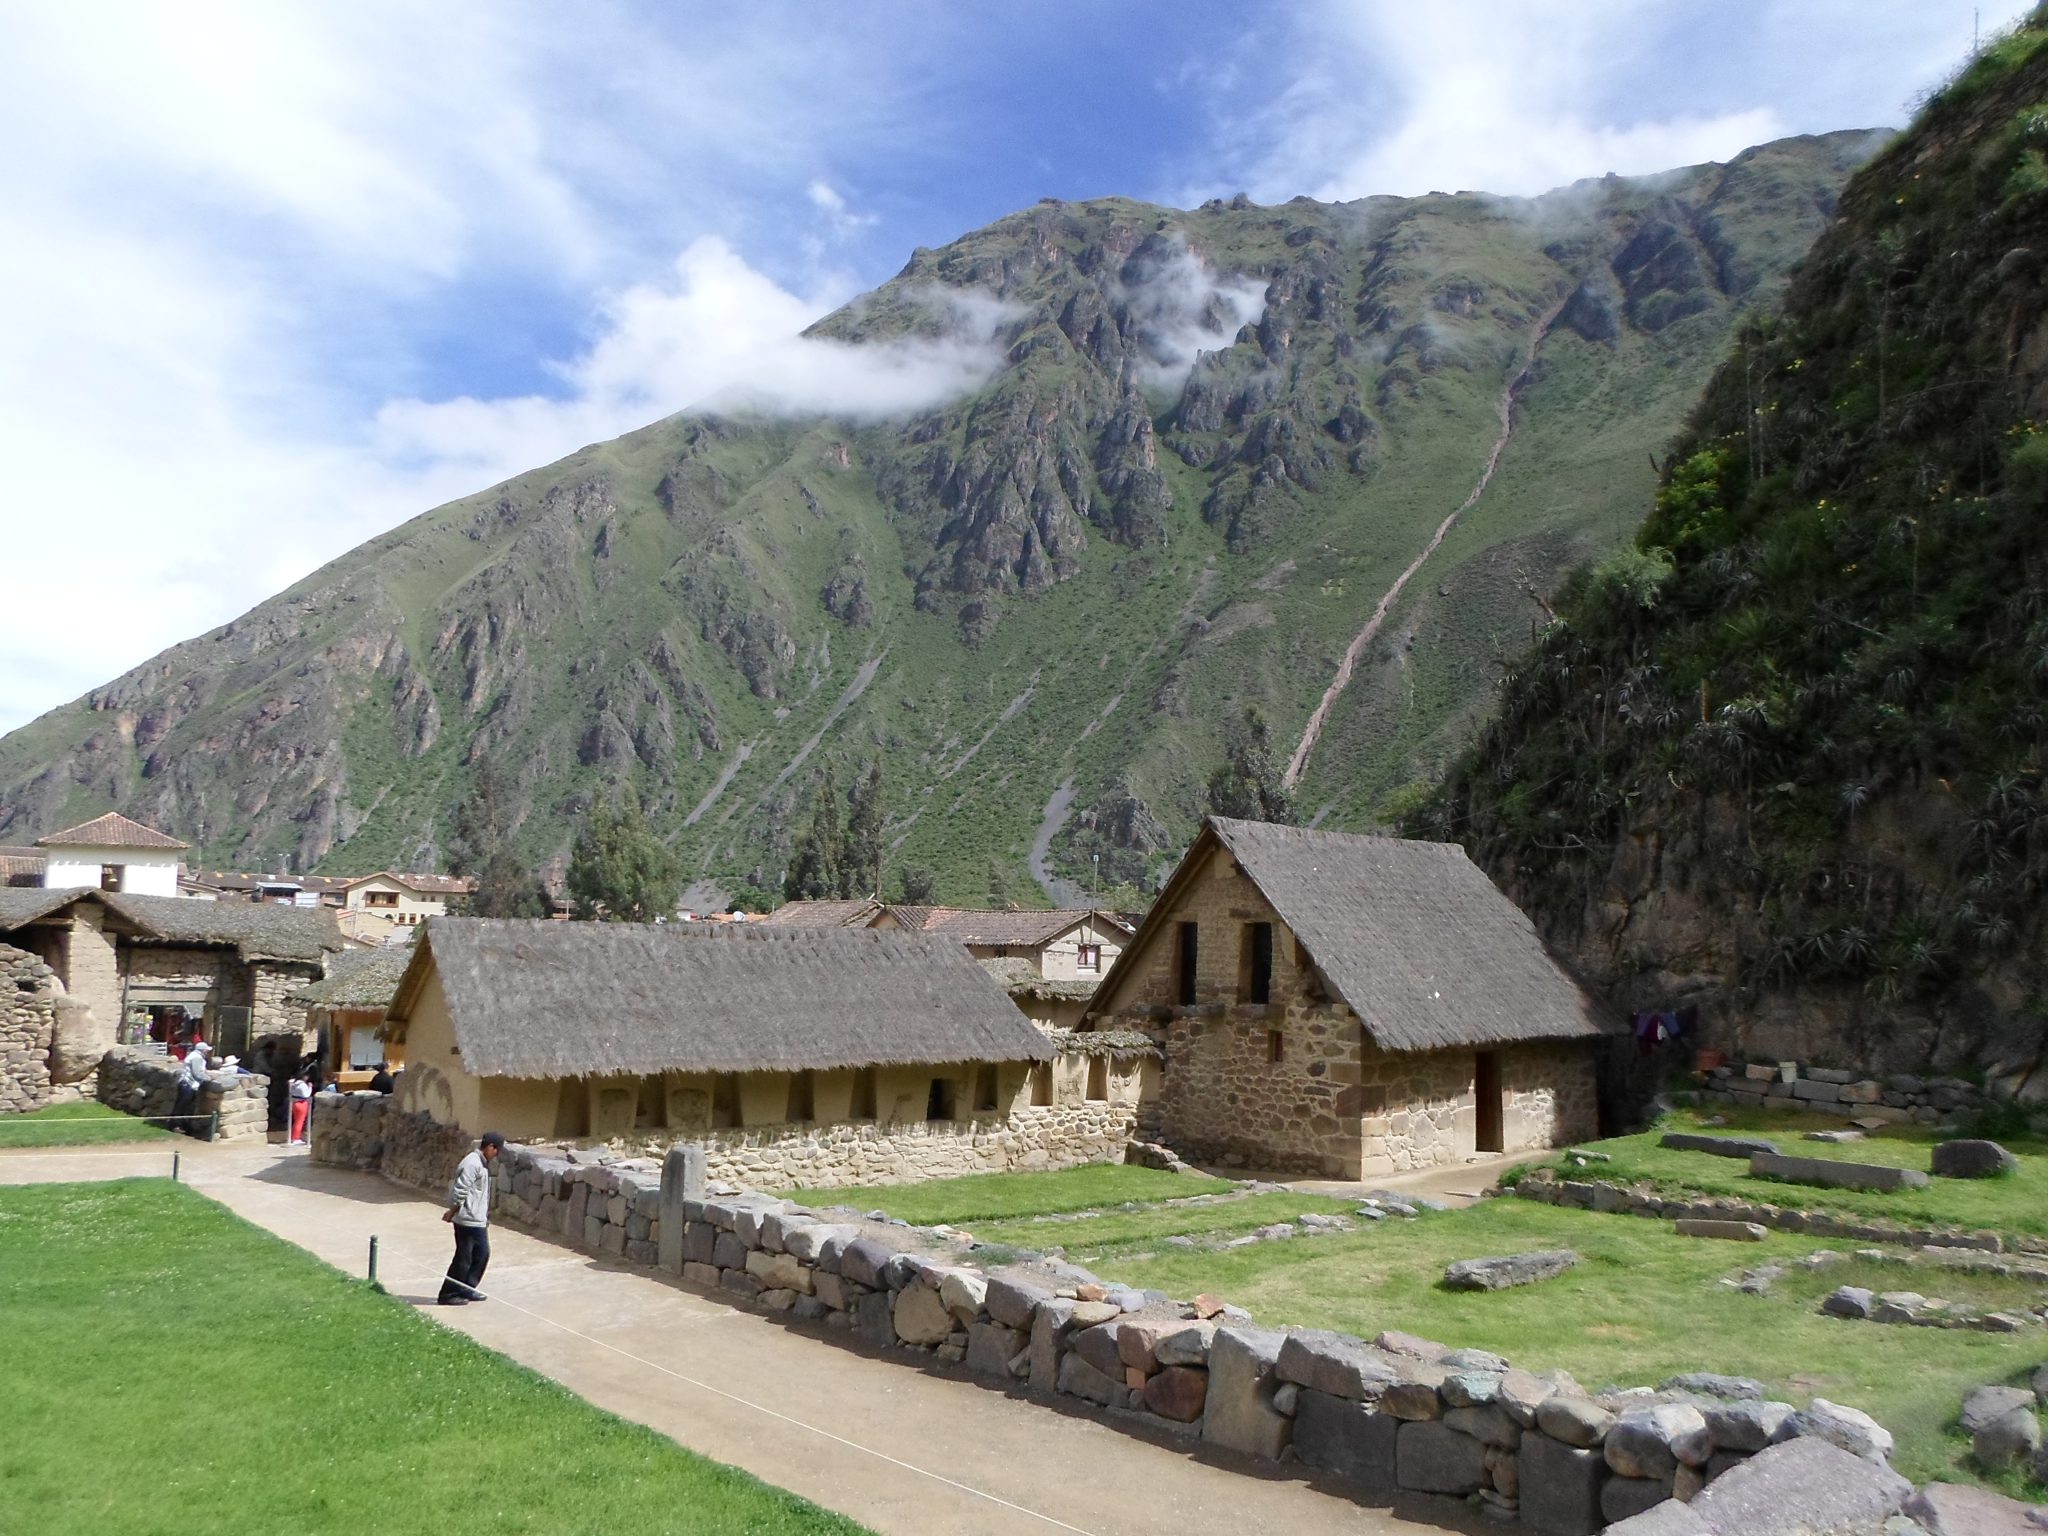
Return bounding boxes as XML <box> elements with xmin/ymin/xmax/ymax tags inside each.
<box><xmin>95</xmin><ymin>1046</ymin><xmax>268</xmax><ymax>1139</ymax></box>
<box><xmin>313</xmin><ymin>1094</ymin><xmax>1914</xmax><ymax>1533</ymax></box>
<box><xmin>1700</xmin><ymin>1062</ymin><xmax>1991</xmax><ymax>1124</ymax></box>
<box><xmin>0</xmin><ymin>942</ymin><xmax>56</xmax><ymax>1113</ymax></box>
<box><xmin>1514</xmin><ymin>1168</ymin><xmax>2044</xmax><ymax>1255</ymax></box>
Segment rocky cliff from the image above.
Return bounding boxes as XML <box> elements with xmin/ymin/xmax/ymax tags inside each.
<box><xmin>0</xmin><ymin>134</ymin><xmax>1874</xmax><ymax>902</ymax></box>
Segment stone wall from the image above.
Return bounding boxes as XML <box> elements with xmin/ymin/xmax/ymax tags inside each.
<box><xmin>1698</xmin><ymin>1060</ymin><xmax>1993</xmax><ymax>1124</ymax></box>
<box><xmin>1359</xmin><ymin>1040</ymin><xmax>1602</xmax><ymax>1177</ymax></box>
<box><xmin>249</xmin><ymin>961</ymin><xmax>319</xmax><ymax>1044</ymax></box>
<box><xmin>0</xmin><ymin>942</ymin><xmax>56</xmax><ymax>1112</ymax></box>
<box><xmin>94</xmin><ymin>1046</ymin><xmax>269</xmax><ymax>1139</ymax></box>
<box><xmin>310</xmin><ymin>1093</ymin><xmax>1908</xmax><ymax>1533</ymax></box>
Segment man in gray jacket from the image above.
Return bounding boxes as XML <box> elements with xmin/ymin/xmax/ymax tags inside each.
<box><xmin>438</xmin><ymin>1131</ymin><xmax>504</xmax><ymax>1305</ymax></box>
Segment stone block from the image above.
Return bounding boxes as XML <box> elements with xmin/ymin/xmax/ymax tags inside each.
<box><xmin>1821</xmin><ymin>1285</ymin><xmax>1873</xmax><ymax>1319</ymax></box>
<box><xmin>1660</xmin><ymin>1134</ymin><xmax>1779</xmax><ymax>1159</ymax></box>
<box><xmin>1057</xmin><ymin>1350</ymin><xmax>1121</xmax><ymax>1406</ymax></box>
<box><xmin>1661</xmin><ymin>1374</ymin><xmax>1762</xmax><ymax>1402</ymax></box>
<box><xmin>1687</xmin><ymin>1435</ymin><xmax>1909</xmax><ymax>1531</ymax></box>
<box><xmin>965</xmin><ymin>1321</ymin><xmax>1024</xmax><ymax>1378</ymax></box>
<box><xmin>1790</xmin><ymin>1081</ymin><xmax>1841</xmax><ymax>1103</ymax></box>
<box><xmin>1703</xmin><ymin>1400</ymin><xmax>1793</xmax><ymax>1453</ymax></box>
<box><xmin>1784</xmin><ymin>1398</ymin><xmax>1892</xmax><ymax>1463</ymax></box>
<box><xmin>1497</xmin><ymin>1369</ymin><xmax>1556</xmax><ymax>1428</ymax></box>
<box><xmin>1142</xmin><ymin>1366</ymin><xmax>1209</xmax><ymax>1423</ymax></box>
<box><xmin>983</xmin><ymin>1272</ymin><xmax>1051</xmax><ymax>1330</ymax></box>
<box><xmin>1441</xmin><ymin>1370</ymin><xmax>1504</xmax><ymax>1408</ymax></box>
<box><xmin>792</xmin><ymin>1295</ymin><xmax>830</xmax><ymax>1323</ymax></box>
<box><xmin>1375</xmin><ymin>1329</ymin><xmax>1449</xmax><ymax>1361</ymax></box>
<box><xmin>1749</xmin><ymin>1152</ymin><xmax>1928</xmax><ymax>1191</ymax></box>
<box><xmin>1973</xmin><ymin>1407</ymin><xmax>2042</xmax><ymax>1468</ymax></box>
<box><xmin>1535</xmin><ymin>1396</ymin><xmax>1613</xmax><ymax>1448</ymax></box>
<box><xmin>852</xmin><ymin>1289</ymin><xmax>895</xmax><ymax>1348</ymax></box>
<box><xmin>1115</xmin><ymin>1319</ymin><xmax>1174</xmax><ymax>1373</ymax></box>
<box><xmin>718</xmin><ymin>1268</ymin><xmax>763</xmax><ymax>1300</ymax></box>
<box><xmin>758</xmin><ymin>1287</ymin><xmax>796</xmax><ymax>1312</ymax></box>
<box><xmin>839</xmin><ymin>1238</ymin><xmax>893</xmax><ymax>1289</ymax></box>
<box><xmin>759</xmin><ymin>1210</ymin><xmax>809</xmax><ymax>1253</ymax></box>
<box><xmin>1202</xmin><ymin>1327</ymin><xmax>1291</xmax><ymax>1460</ymax></box>
<box><xmin>1904</xmin><ymin>1482</ymin><xmax>2047</xmax><ymax>1536</ymax></box>
<box><xmin>1932</xmin><ymin>1139</ymin><xmax>2018</xmax><ymax>1179</ymax></box>
<box><xmin>683</xmin><ymin>1222</ymin><xmax>717</xmax><ymax>1266</ymax></box>
<box><xmin>1674</xmin><ymin>1219</ymin><xmax>1768</xmax><ymax>1242</ymax></box>
<box><xmin>733</xmin><ymin>1204</ymin><xmax>783</xmax><ymax>1248</ymax></box>
<box><xmin>1605</xmin><ymin>1405</ymin><xmax>1706</xmax><ymax>1479</ymax></box>
<box><xmin>1519</xmin><ymin>1432</ymin><xmax>1606</xmax><ymax>1536</ymax></box>
<box><xmin>682</xmin><ymin>1261</ymin><xmax>720</xmax><ymax>1287</ymax></box>
<box><xmin>938</xmin><ymin>1269</ymin><xmax>988</xmax><ymax>1324</ymax></box>
<box><xmin>625</xmin><ymin>1212</ymin><xmax>651</xmax><ymax>1243</ymax></box>
<box><xmin>1601</xmin><ymin>1503</ymin><xmax>1705</xmax><ymax>1535</ymax></box>
<box><xmin>1444</xmin><ymin>1404</ymin><xmax>1520</xmax><ymax>1449</ymax></box>
<box><xmin>1291</xmin><ymin>1390</ymin><xmax>1397</xmax><ymax>1495</ymax></box>
<box><xmin>605</xmin><ymin>1194</ymin><xmax>629</xmax><ymax>1226</ymax></box>
<box><xmin>1068</xmin><ymin>1323</ymin><xmax>1124</xmax><ymax>1379</ymax></box>
<box><xmin>812</xmin><ymin>1271</ymin><xmax>849</xmax><ymax>1312</ymax></box>
<box><xmin>743</xmin><ymin>1249</ymin><xmax>813</xmax><ymax>1295</ymax></box>
<box><xmin>1275</xmin><ymin>1329</ymin><xmax>1401</xmax><ymax>1402</ymax></box>
<box><xmin>1603</xmin><ymin>1475</ymin><xmax>1674</xmax><ymax>1522</ymax></box>
<box><xmin>711</xmin><ymin>1231</ymin><xmax>748</xmax><ymax>1271</ymax></box>
<box><xmin>597</xmin><ymin>1219</ymin><xmax>624</xmax><ymax>1256</ymax></box>
<box><xmin>1444</xmin><ymin>1250</ymin><xmax>1578</xmax><ymax>1291</ymax></box>
<box><xmin>1153</xmin><ymin>1323</ymin><xmax>1215</xmax><ymax>1367</ymax></box>
<box><xmin>1028</xmin><ymin>1298</ymin><xmax>1080</xmax><ymax>1394</ymax></box>
<box><xmin>1395</xmin><ymin>1419</ymin><xmax>1487</xmax><ymax>1495</ymax></box>
<box><xmin>624</xmin><ymin>1239</ymin><xmax>656</xmax><ymax>1265</ymax></box>
<box><xmin>1962</xmin><ymin>1385</ymin><xmax>2036</xmax><ymax>1434</ymax></box>
<box><xmin>892</xmin><ymin>1284</ymin><xmax>953</xmax><ymax>1346</ymax></box>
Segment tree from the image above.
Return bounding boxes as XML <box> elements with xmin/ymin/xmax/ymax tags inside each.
<box><xmin>986</xmin><ymin>857</ymin><xmax>1010</xmax><ymax>908</ymax></box>
<box><xmin>1204</xmin><ymin>705</ymin><xmax>1295</xmax><ymax>824</ymax></box>
<box><xmin>894</xmin><ymin>862</ymin><xmax>938</xmax><ymax>905</ymax></box>
<box><xmin>567</xmin><ymin>798</ymin><xmax>682</xmax><ymax>922</ymax></box>
<box><xmin>840</xmin><ymin>760</ymin><xmax>885</xmax><ymax>899</ymax></box>
<box><xmin>448</xmin><ymin>762</ymin><xmax>551</xmax><ymax>918</ymax></box>
<box><xmin>783</xmin><ymin>765</ymin><xmax>844</xmax><ymax>902</ymax></box>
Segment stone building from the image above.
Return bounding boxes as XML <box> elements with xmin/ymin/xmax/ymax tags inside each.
<box><xmin>0</xmin><ymin>941</ymin><xmax>58</xmax><ymax>1111</ymax></box>
<box><xmin>1084</xmin><ymin>817</ymin><xmax>1607</xmax><ymax>1179</ymax></box>
<box><xmin>383</xmin><ymin>916</ymin><xmax>1151</xmax><ymax>1187</ymax></box>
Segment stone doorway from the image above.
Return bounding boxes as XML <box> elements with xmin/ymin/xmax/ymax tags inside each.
<box><xmin>1474</xmin><ymin>1050</ymin><xmax>1504</xmax><ymax>1153</ymax></box>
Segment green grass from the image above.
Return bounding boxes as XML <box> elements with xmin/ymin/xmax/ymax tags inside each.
<box><xmin>0</xmin><ymin>1102</ymin><xmax>168</xmax><ymax>1148</ymax></box>
<box><xmin>964</xmin><ymin>1190</ymin><xmax>1366</xmax><ymax>1256</ymax></box>
<box><xmin>1101</xmin><ymin>1196</ymin><xmax>2044</xmax><ymax>1490</ymax></box>
<box><xmin>0</xmin><ymin>1181</ymin><xmax>869</xmax><ymax>1535</ymax></box>
<box><xmin>783</xmin><ymin>1163</ymin><xmax>1221</xmax><ymax>1224</ymax></box>
<box><xmin>1554</xmin><ymin>1106</ymin><xmax>2048</xmax><ymax>1238</ymax></box>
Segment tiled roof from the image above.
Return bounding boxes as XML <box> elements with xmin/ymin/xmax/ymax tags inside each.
<box><xmin>394</xmin><ymin>918</ymin><xmax>1051</xmax><ymax>1077</ymax></box>
<box><xmin>35</xmin><ymin>812</ymin><xmax>188</xmax><ymax>850</ymax></box>
<box><xmin>889</xmin><ymin>906</ymin><xmax>1107</xmax><ymax>948</ymax></box>
<box><xmin>757</xmin><ymin>898</ymin><xmax>883</xmax><ymax>928</ymax></box>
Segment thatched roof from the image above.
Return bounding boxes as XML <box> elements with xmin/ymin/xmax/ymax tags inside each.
<box><xmin>1092</xmin><ymin>818</ymin><xmax>1609</xmax><ymax>1054</ymax></box>
<box><xmin>100</xmin><ymin>892</ymin><xmax>342</xmax><ymax>965</ymax></box>
<box><xmin>289</xmin><ymin>944</ymin><xmax>414</xmax><ymax>1008</ymax></box>
<box><xmin>1041</xmin><ymin>1025</ymin><xmax>1160</xmax><ymax>1059</ymax></box>
<box><xmin>392</xmin><ymin>917</ymin><xmax>1053</xmax><ymax>1078</ymax></box>
<box><xmin>36</xmin><ymin>812</ymin><xmax>188</xmax><ymax>850</ymax></box>
<box><xmin>757</xmin><ymin>898</ymin><xmax>883</xmax><ymax>928</ymax></box>
<box><xmin>0</xmin><ymin>887</ymin><xmax>95</xmax><ymax>928</ymax></box>
<box><xmin>979</xmin><ymin>956</ymin><xmax>1101</xmax><ymax>1002</ymax></box>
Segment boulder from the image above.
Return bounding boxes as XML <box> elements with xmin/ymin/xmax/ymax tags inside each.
<box><xmin>1601</xmin><ymin>1504</ymin><xmax>1706</xmax><ymax>1535</ymax></box>
<box><xmin>1536</xmin><ymin>1395</ymin><xmax>1615</xmax><ymax>1448</ymax></box>
<box><xmin>1961</xmin><ymin>1385</ymin><xmax>2036</xmax><ymax>1434</ymax></box>
<box><xmin>965</xmin><ymin>1321</ymin><xmax>1024</xmax><ymax>1379</ymax></box>
<box><xmin>1519</xmin><ymin>1432</ymin><xmax>1607</xmax><ymax>1536</ymax></box>
<box><xmin>1068</xmin><ymin>1322</ymin><xmax>1124</xmax><ymax>1379</ymax></box>
<box><xmin>782</xmin><ymin>1221</ymin><xmax>857</xmax><ymax>1266</ymax></box>
<box><xmin>1749</xmin><ymin>1153</ymin><xmax>1928</xmax><ymax>1192</ymax></box>
<box><xmin>1142</xmin><ymin>1366</ymin><xmax>1209</xmax><ymax>1423</ymax></box>
<box><xmin>1441</xmin><ymin>1371</ymin><xmax>1504</xmax><ymax>1408</ymax></box>
<box><xmin>1443</xmin><ymin>1250</ymin><xmax>1579</xmax><ymax>1291</ymax></box>
<box><xmin>1274</xmin><ymin>1329</ymin><xmax>1400</xmax><ymax>1402</ymax></box>
<box><xmin>982</xmin><ymin>1272</ymin><xmax>1050</xmax><ymax>1331</ymax></box>
<box><xmin>892</xmin><ymin>1284</ymin><xmax>953</xmax><ymax>1346</ymax></box>
<box><xmin>1686</xmin><ymin>1435</ymin><xmax>1909</xmax><ymax>1532</ymax></box>
<box><xmin>1704</xmin><ymin>1400</ymin><xmax>1794</xmax><ymax>1453</ymax></box>
<box><xmin>1661</xmin><ymin>1133</ymin><xmax>1779</xmax><ymax>1159</ymax></box>
<box><xmin>1202</xmin><ymin>1327</ymin><xmax>1292</xmax><ymax>1460</ymax></box>
<box><xmin>1381</xmin><ymin>1376</ymin><xmax>1447</xmax><ymax>1422</ymax></box>
<box><xmin>938</xmin><ymin>1269</ymin><xmax>988</xmax><ymax>1324</ymax></box>
<box><xmin>1904</xmin><ymin>1482</ymin><xmax>2047</xmax><ymax>1535</ymax></box>
<box><xmin>1443</xmin><ymin>1404</ymin><xmax>1520</xmax><ymax>1449</ymax></box>
<box><xmin>1606</xmin><ymin>1405</ymin><xmax>1710</xmax><ymax>1479</ymax></box>
<box><xmin>1375</xmin><ymin>1329</ymin><xmax>1449</xmax><ymax>1360</ymax></box>
<box><xmin>1152</xmin><ymin>1322</ymin><xmax>1215</xmax><ymax>1367</ymax></box>
<box><xmin>839</xmin><ymin>1238</ymin><xmax>893</xmax><ymax>1289</ymax></box>
<box><xmin>1932</xmin><ymin>1139</ymin><xmax>2019</xmax><ymax>1179</ymax></box>
<box><xmin>1070</xmin><ymin>1300</ymin><xmax>1120</xmax><ymax>1328</ymax></box>
<box><xmin>1290</xmin><ymin>1389</ymin><xmax>1397</xmax><ymax>1495</ymax></box>
<box><xmin>1114</xmin><ymin>1319</ymin><xmax>1173</xmax><ymax>1373</ymax></box>
<box><xmin>1496</xmin><ymin>1368</ymin><xmax>1556</xmax><ymax>1427</ymax></box>
<box><xmin>1395</xmin><ymin>1419</ymin><xmax>1488</xmax><ymax>1495</ymax></box>
<box><xmin>1821</xmin><ymin>1286</ymin><xmax>1874</xmax><ymax>1319</ymax></box>
<box><xmin>1028</xmin><ymin>1298</ymin><xmax>1081</xmax><ymax>1393</ymax></box>
<box><xmin>1784</xmin><ymin>1398</ymin><xmax>1893</xmax><ymax>1464</ymax></box>
<box><xmin>1056</xmin><ymin>1350</ymin><xmax>1121</xmax><ymax>1406</ymax></box>
<box><xmin>1972</xmin><ymin>1405</ymin><xmax>2042</xmax><ymax>1468</ymax></box>
<box><xmin>742</xmin><ymin>1250</ymin><xmax>813</xmax><ymax>1294</ymax></box>
<box><xmin>1661</xmin><ymin>1374</ymin><xmax>1764</xmax><ymax>1402</ymax></box>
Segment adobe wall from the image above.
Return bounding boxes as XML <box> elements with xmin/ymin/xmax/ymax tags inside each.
<box><xmin>0</xmin><ymin>942</ymin><xmax>57</xmax><ymax>1112</ymax></box>
<box><xmin>61</xmin><ymin>903</ymin><xmax>124</xmax><ymax>1033</ymax></box>
<box><xmin>310</xmin><ymin>1092</ymin><xmax>1908</xmax><ymax>1535</ymax></box>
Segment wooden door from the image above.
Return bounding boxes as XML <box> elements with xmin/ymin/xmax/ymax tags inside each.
<box><xmin>1474</xmin><ymin>1051</ymin><xmax>1504</xmax><ymax>1154</ymax></box>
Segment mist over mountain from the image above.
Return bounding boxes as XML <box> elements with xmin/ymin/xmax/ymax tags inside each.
<box><xmin>0</xmin><ymin>131</ymin><xmax>1874</xmax><ymax>905</ymax></box>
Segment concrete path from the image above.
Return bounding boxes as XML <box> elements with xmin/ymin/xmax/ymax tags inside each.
<box><xmin>1</xmin><ymin>1142</ymin><xmax>1483</xmax><ymax>1536</ymax></box>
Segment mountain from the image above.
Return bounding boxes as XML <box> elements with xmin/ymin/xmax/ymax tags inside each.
<box><xmin>1420</xmin><ymin>22</ymin><xmax>2048</xmax><ymax>1079</ymax></box>
<box><xmin>0</xmin><ymin>132</ymin><xmax>1876</xmax><ymax>905</ymax></box>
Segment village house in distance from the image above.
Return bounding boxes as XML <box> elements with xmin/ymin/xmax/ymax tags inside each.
<box><xmin>381</xmin><ymin>917</ymin><xmax>1155</xmax><ymax>1187</ymax></box>
<box><xmin>1085</xmin><ymin>817</ymin><xmax>1608</xmax><ymax>1179</ymax></box>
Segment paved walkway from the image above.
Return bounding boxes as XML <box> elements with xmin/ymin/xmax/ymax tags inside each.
<box><xmin>1</xmin><ymin>1142</ymin><xmax>1483</xmax><ymax>1536</ymax></box>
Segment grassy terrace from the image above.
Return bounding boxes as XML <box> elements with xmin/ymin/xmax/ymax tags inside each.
<box><xmin>831</xmin><ymin>1159</ymin><xmax>2046</xmax><ymax>1492</ymax></box>
<box><xmin>0</xmin><ymin>1102</ymin><xmax>168</xmax><ymax>1148</ymax></box>
<box><xmin>0</xmin><ymin>1181</ymin><xmax>868</xmax><ymax>1536</ymax></box>
<box><xmin>1537</xmin><ymin>1104</ymin><xmax>2048</xmax><ymax>1238</ymax></box>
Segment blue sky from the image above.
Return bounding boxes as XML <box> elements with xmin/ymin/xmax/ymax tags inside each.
<box><xmin>0</xmin><ymin>0</ymin><xmax>2022</xmax><ymax>734</ymax></box>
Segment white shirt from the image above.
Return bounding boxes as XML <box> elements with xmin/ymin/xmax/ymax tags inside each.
<box><xmin>448</xmin><ymin>1149</ymin><xmax>491</xmax><ymax>1227</ymax></box>
<box><xmin>180</xmin><ymin>1049</ymin><xmax>211</xmax><ymax>1087</ymax></box>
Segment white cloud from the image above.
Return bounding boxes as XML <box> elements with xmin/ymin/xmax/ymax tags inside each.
<box><xmin>1114</xmin><ymin>238</ymin><xmax>1267</xmax><ymax>390</ymax></box>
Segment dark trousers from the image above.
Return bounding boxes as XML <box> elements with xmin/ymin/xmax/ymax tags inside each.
<box><xmin>171</xmin><ymin>1082</ymin><xmax>200</xmax><ymax>1137</ymax></box>
<box><xmin>439</xmin><ymin>1222</ymin><xmax>490</xmax><ymax>1303</ymax></box>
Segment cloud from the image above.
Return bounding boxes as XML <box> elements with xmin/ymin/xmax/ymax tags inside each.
<box><xmin>807</xmin><ymin>179</ymin><xmax>879</xmax><ymax>237</ymax></box>
<box><xmin>1113</xmin><ymin>237</ymin><xmax>1267</xmax><ymax>389</ymax></box>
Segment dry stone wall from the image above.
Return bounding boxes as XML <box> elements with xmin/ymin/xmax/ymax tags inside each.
<box><xmin>1699</xmin><ymin>1061</ymin><xmax>1993</xmax><ymax>1125</ymax></box>
<box><xmin>312</xmin><ymin>1094</ymin><xmax>1903</xmax><ymax>1533</ymax></box>
<box><xmin>0</xmin><ymin>942</ymin><xmax>56</xmax><ymax>1112</ymax></box>
<box><xmin>95</xmin><ymin>1046</ymin><xmax>268</xmax><ymax>1139</ymax></box>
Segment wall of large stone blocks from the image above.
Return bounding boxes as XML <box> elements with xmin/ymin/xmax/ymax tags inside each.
<box><xmin>309</xmin><ymin>1093</ymin><xmax>1907</xmax><ymax>1535</ymax></box>
<box><xmin>94</xmin><ymin>1045</ymin><xmax>268</xmax><ymax>1138</ymax></box>
<box><xmin>1358</xmin><ymin>1041</ymin><xmax>1600</xmax><ymax>1177</ymax></box>
<box><xmin>0</xmin><ymin>943</ymin><xmax>56</xmax><ymax>1112</ymax></box>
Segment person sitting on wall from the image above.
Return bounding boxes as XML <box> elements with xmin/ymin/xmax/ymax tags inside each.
<box><xmin>367</xmin><ymin>1061</ymin><xmax>396</xmax><ymax>1095</ymax></box>
<box><xmin>171</xmin><ymin>1036</ymin><xmax>211</xmax><ymax>1136</ymax></box>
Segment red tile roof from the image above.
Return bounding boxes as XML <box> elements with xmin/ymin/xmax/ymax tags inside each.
<box><xmin>35</xmin><ymin>812</ymin><xmax>189</xmax><ymax>850</ymax></box>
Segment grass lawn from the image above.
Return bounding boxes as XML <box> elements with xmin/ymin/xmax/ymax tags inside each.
<box><xmin>784</xmin><ymin>1163</ymin><xmax>1216</xmax><ymax>1224</ymax></box>
<box><xmin>0</xmin><ymin>1180</ymin><xmax>869</xmax><ymax>1536</ymax></box>
<box><xmin>1545</xmin><ymin>1105</ymin><xmax>2048</xmax><ymax>1238</ymax></box>
<box><xmin>0</xmin><ymin>1102</ymin><xmax>169</xmax><ymax>1148</ymax></box>
<box><xmin>964</xmin><ymin>1189</ymin><xmax>1366</xmax><ymax>1254</ymax></box>
<box><xmin>1102</xmin><ymin>1197</ymin><xmax>2044</xmax><ymax>1491</ymax></box>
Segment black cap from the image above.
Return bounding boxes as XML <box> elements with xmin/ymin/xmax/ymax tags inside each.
<box><xmin>479</xmin><ymin>1131</ymin><xmax>506</xmax><ymax>1152</ymax></box>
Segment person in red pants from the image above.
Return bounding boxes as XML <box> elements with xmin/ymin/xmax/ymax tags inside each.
<box><xmin>287</xmin><ymin>1067</ymin><xmax>313</xmax><ymax>1145</ymax></box>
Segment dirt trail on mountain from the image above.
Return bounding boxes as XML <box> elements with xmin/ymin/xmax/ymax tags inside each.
<box><xmin>1282</xmin><ymin>296</ymin><xmax>1568</xmax><ymax>790</ymax></box>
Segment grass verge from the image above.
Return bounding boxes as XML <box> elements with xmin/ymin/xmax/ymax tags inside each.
<box><xmin>0</xmin><ymin>1102</ymin><xmax>169</xmax><ymax>1148</ymax></box>
<box><xmin>0</xmin><ymin>1180</ymin><xmax>870</xmax><ymax>1535</ymax></box>
<box><xmin>783</xmin><ymin>1163</ymin><xmax>1215</xmax><ymax>1224</ymax></box>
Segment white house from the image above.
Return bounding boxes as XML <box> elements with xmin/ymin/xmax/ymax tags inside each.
<box><xmin>35</xmin><ymin>813</ymin><xmax>187</xmax><ymax>897</ymax></box>
<box><xmin>339</xmin><ymin>872</ymin><xmax>474</xmax><ymax>926</ymax></box>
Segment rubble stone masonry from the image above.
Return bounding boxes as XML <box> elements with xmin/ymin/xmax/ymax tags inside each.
<box><xmin>0</xmin><ymin>942</ymin><xmax>57</xmax><ymax>1112</ymax></box>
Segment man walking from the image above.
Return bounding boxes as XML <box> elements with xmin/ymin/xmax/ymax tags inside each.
<box><xmin>438</xmin><ymin>1131</ymin><xmax>504</xmax><ymax>1305</ymax></box>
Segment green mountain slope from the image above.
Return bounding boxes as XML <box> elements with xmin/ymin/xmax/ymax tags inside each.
<box><xmin>1420</xmin><ymin>23</ymin><xmax>2048</xmax><ymax>1078</ymax></box>
<box><xmin>0</xmin><ymin>134</ymin><xmax>1873</xmax><ymax>903</ymax></box>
